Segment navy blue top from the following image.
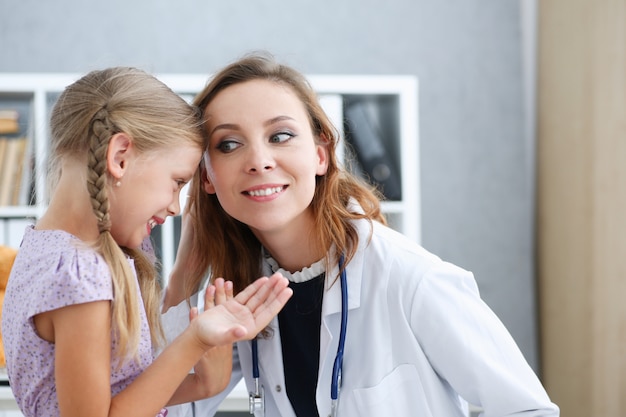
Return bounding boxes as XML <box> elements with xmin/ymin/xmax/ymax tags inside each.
<box><xmin>278</xmin><ymin>273</ymin><xmax>325</xmax><ymax>417</ymax></box>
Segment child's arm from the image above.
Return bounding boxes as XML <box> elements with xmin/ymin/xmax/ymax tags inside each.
<box><xmin>49</xmin><ymin>273</ymin><xmax>291</xmax><ymax>417</ymax></box>
<box><xmin>167</xmin><ymin>278</ymin><xmax>235</xmax><ymax>405</ymax></box>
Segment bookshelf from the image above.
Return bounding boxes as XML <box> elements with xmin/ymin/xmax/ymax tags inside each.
<box><xmin>0</xmin><ymin>73</ymin><xmax>420</xmax><ymax>414</ymax></box>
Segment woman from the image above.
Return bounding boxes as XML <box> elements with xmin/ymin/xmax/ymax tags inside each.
<box><xmin>163</xmin><ymin>52</ymin><xmax>559</xmax><ymax>417</ymax></box>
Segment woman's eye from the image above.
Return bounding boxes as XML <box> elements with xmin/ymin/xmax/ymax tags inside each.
<box><xmin>269</xmin><ymin>132</ymin><xmax>294</xmax><ymax>143</ymax></box>
<box><xmin>216</xmin><ymin>140</ymin><xmax>240</xmax><ymax>153</ymax></box>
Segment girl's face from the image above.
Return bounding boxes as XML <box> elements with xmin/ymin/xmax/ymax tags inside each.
<box><xmin>202</xmin><ymin>79</ymin><xmax>329</xmax><ymax>241</ymax></box>
<box><xmin>109</xmin><ymin>141</ymin><xmax>201</xmax><ymax>248</ymax></box>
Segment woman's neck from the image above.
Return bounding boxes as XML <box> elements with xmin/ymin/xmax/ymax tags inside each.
<box><xmin>253</xmin><ymin>214</ymin><xmax>327</xmax><ymax>274</ymax></box>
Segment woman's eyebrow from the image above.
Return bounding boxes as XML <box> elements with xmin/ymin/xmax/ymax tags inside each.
<box><xmin>265</xmin><ymin>115</ymin><xmax>295</xmax><ymax>127</ymax></box>
<box><xmin>208</xmin><ymin>123</ymin><xmax>240</xmax><ymax>136</ymax></box>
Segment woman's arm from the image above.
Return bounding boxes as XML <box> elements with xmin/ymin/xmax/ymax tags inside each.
<box><xmin>412</xmin><ymin>263</ymin><xmax>559</xmax><ymax>416</ymax></box>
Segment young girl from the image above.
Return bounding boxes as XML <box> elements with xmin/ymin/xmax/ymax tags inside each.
<box><xmin>163</xmin><ymin>53</ymin><xmax>560</xmax><ymax>416</ymax></box>
<box><xmin>1</xmin><ymin>67</ymin><xmax>292</xmax><ymax>417</ymax></box>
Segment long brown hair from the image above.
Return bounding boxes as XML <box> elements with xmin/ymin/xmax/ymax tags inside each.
<box><xmin>49</xmin><ymin>67</ymin><xmax>203</xmax><ymax>361</ymax></box>
<box><xmin>185</xmin><ymin>52</ymin><xmax>385</xmax><ymax>297</ymax></box>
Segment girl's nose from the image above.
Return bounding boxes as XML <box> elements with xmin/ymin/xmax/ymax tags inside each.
<box><xmin>167</xmin><ymin>192</ymin><xmax>181</xmax><ymax>216</ymax></box>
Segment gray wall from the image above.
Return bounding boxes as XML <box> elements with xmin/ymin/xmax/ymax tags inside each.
<box><xmin>0</xmin><ymin>0</ymin><xmax>540</xmax><ymax>371</ymax></box>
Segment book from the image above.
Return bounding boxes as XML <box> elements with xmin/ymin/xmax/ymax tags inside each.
<box><xmin>0</xmin><ymin>137</ymin><xmax>27</xmax><ymax>206</ymax></box>
<box><xmin>0</xmin><ymin>138</ymin><xmax>17</xmax><ymax>205</ymax></box>
<box><xmin>11</xmin><ymin>138</ymin><xmax>28</xmax><ymax>205</ymax></box>
<box><xmin>0</xmin><ymin>110</ymin><xmax>19</xmax><ymax>135</ymax></box>
<box><xmin>16</xmin><ymin>135</ymin><xmax>33</xmax><ymax>206</ymax></box>
<box><xmin>0</xmin><ymin>138</ymin><xmax>7</xmax><ymax>178</ymax></box>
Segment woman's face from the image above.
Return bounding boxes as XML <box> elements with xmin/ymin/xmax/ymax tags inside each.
<box><xmin>202</xmin><ymin>79</ymin><xmax>328</xmax><ymax>242</ymax></box>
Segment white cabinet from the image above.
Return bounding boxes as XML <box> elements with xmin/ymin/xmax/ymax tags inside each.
<box><xmin>0</xmin><ymin>73</ymin><xmax>420</xmax><ymax>413</ymax></box>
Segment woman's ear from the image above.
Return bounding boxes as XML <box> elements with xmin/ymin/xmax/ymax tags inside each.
<box><xmin>315</xmin><ymin>134</ymin><xmax>330</xmax><ymax>176</ymax></box>
<box><xmin>106</xmin><ymin>133</ymin><xmax>132</xmax><ymax>180</ymax></box>
<box><xmin>203</xmin><ymin>175</ymin><xmax>215</xmax><ymax>194</ymax></box>
<box><xmin>201</xmin><ymin>154</ymin><xmax>216</xmax><ymax>194</ymax></box>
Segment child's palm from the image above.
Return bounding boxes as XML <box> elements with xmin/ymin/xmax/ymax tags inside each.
<box><xmin>194</xmin><ymin>273</ymin><xmax>292</xmax><ymax>347</ymax></box>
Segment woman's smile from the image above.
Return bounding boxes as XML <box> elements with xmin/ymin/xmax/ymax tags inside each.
<box><xmin>244</xmin><ymin>185</ymin><xmax>286</xmax><ymax>197</ymax></box>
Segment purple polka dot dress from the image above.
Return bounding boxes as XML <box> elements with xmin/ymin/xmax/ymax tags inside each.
<box><xmin>1</xmin><ymin>226</ymin><xmax>164</xmax><ymax>417</ymax></box>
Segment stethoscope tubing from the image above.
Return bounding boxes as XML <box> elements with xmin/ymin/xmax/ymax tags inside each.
<box><xmin>252</xmin><ymin>338</ymin><xmax>260</xmax><ymax>379</ymax></box>
<box><xmin>331</xmin><ymin>254</ymin><xmax>348</xmax><ymax>401</ymax></box>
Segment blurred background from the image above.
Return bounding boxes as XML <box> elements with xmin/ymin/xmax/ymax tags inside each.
<box><xmin>2</xmin><ymin>1</ymin><xmax>624</xmax><ymax>416</ymax></box>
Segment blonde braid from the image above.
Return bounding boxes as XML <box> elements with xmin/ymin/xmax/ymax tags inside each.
<box><xmin>87</xmin><ymin>108</ymin><xmax>114</xmax><ymax>233</ymax></box>
<box><xmin>86</xmin><ymin>107</ymin><xmax>140</xmax><ymax>361</ymax></box>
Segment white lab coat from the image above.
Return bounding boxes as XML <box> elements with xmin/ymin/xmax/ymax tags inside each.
<box><xmin>163</xmin><ymin>218</ymin><xmax>559</xmax><ymax>417</ymax></box>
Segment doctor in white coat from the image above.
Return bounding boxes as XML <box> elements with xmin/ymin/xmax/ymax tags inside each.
<box><xmin>165</xmin><ymin>217</ymin><xmax>559</xmax><ymax>417</ymax></box>
<box><xmin>162</xmin><ymin>52</ymin><xmax>560</xmax><ymax>417</ymax></box>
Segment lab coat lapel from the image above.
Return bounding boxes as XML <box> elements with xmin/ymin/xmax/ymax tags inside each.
<box><xmin>258</xmin><ymin>316</ymin><xmax>296</xmax><ymax>416</ymax></box>
<box><xmin>317</xmin><ymin>246</ymin><xmax>365</xmax><ymax>415</ymax></box>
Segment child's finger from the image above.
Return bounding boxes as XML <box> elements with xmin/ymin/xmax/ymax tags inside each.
<box><xmin>236</xmin><ymin>273</ymin><xmax>290</xmax><ymax>313</ymax></box>
<box><xmin>234</xmin><ymin>276</ymin><xmax>269</xmax><ymax>305</ymax></box>
<box><xmin>204</xmin><ymin>285</ymin><xmax>216</xmax><ymax>309</ymax></box>
<box><xmin>214</xmin><ymin>277</ymin><xmax>228</xmax><ymax>305</ymax></box>
<box><xmin>224</xmin><ymin>280</ymin><xmax>234</xmax><ymax>300</ymax></box>
<box><xmin>189</xmin><ymin>306</ymin><xmax>199</xmax><ymax>321</ymax></box>
<box><xmin>252</xmin><ymin>285</ymin><xmax>293</xmax><ymax>325</ymax></box>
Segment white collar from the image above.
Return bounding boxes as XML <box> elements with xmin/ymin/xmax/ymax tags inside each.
<box><xmin>262</xmin><ymin>249</ymin><xmax>326</xmax><ymax>284</ymax></box>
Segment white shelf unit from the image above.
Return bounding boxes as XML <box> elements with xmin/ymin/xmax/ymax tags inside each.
<box><xmin>0</xmin><ymin>73</ymin><xmax>420</xmax><ymax>414</ymax></box>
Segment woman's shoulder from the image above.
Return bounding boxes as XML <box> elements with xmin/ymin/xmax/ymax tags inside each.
<box><xmin>356</xmin><ymin>219</ymin><xmax>474</xmax><ymax>283</ymax></box>
<box><xmin>355</xmin><ymin>219</ymin><xmax>438</xmax><ymax>262</ymax></box>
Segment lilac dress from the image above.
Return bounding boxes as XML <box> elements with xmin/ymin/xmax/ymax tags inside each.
<box><xmin>1</xmin><ymin>226</ymin><xmax>164</xmax><ymax>417</ymax></box>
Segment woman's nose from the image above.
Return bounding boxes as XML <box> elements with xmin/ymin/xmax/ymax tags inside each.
<box><xmin>246</xmin><ymin>144</ymin><xmax>276</xmax><ymax>173</ymax></box>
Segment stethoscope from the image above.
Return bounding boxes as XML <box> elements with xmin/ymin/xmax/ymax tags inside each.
<box><xmin>249</xmin><ymin>255</ymin><xmax>348</xmax><ymax>417</ymax></box>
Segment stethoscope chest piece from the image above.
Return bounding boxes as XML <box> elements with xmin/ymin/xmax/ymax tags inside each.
<box><xmin>249</xmin><ymin>384</ymin><xmax>264</xmax><ymax>415</ymax></box>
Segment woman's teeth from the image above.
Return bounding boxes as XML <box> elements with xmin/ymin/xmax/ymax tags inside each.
<box><xmin>247</xmin><ymin>186</ymin><xmax>284</xmax><ymax>197</ymax></box>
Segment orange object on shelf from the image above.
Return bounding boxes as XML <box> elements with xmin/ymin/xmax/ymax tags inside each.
<box><xmin>0</xmin><ymin>245</ymin><xmax>18</xmax><ymax>368</ymax></box>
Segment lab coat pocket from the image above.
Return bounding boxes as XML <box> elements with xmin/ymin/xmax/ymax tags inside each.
<box><xmin>351</xmin><ymin>364</ymin><xmax>433</xmax><ymax>417</ymax></box>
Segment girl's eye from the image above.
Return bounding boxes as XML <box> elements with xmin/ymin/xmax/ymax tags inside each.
<box><xmin>175</xmin><ymin>180</ymin><xmax>187</xmax><ymax>190</ymax></box>
<box><xmin>216</xmin><ymin>139</ymin><xmax>240</xmax><ymax>153</ymax></box>
<box><xmin>269</xmin><ymin>132</ymin><xmax>294</xmax><ymax>144</ymax></box>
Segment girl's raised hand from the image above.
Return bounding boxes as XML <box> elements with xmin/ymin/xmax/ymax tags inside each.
<box><xmin>187</xmin><ymin>278</ymin><xmax>235</xmax><ymax>395</ymax></box>
<box><xmin>191</xmin><ymin>273</ymin><xmax>292</xmax><ymax>348</ymax></box>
